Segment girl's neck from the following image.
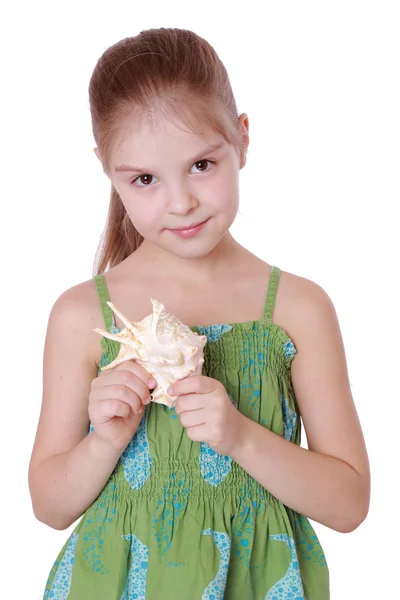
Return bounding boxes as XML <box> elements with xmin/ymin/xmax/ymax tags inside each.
<box><xmin>126</xmin><ymin>232</ymin><xmax>247</xmax><ymax>287</ymax></box>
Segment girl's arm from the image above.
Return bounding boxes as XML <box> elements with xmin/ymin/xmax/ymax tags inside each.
<box><xmin>30</xmin><ymin>431</ymin><xmax>123</xmax><ymax>531</ymax></box>
<box><xmin>231</xmin><ymin>277</ymin><xmax>370</xmax><ymax>534</ymax></box>
<box><xmin>28</xmin><ymin>283</ymin><xmax>123</xmax><ymax>530</ymax></box>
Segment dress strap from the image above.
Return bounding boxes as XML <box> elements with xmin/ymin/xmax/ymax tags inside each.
<box><xmin>262</xmin><ymin>266</ymin><xmax>280</xmax><ymax>324</ymax></box>
<box><xmin>93</xmin><ymin>274</ymin><xmax>114</xmax><ymax>332</ymax></box>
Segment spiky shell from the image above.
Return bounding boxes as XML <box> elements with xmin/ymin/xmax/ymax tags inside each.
<box><xmin>94</xmin><ymin>298</ymin><xmax>207</xmax><ymax>408</ymax></box>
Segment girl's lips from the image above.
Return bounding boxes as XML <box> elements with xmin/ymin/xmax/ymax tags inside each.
<box><xmin>168</xmin><ymin>218</ymin><xmax>210</xmax><ymax>238</ymax></box>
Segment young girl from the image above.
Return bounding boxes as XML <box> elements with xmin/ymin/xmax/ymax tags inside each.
<box><xmin>29</xmin><ymin>28</ymin><xmax>370</xmax><ymax>599</ymax></box>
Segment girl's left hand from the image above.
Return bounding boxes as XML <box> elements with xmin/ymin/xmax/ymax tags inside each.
<box><xmin>169</xmin><ymin>375</ymin><xmax>247</xmax><ymax>456</ymax></box>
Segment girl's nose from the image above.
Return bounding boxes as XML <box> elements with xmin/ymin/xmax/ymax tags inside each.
<box><xmin>166</xmin><ymin>188</ymin><xmax>199</xmax><ymax>213</ymax></box>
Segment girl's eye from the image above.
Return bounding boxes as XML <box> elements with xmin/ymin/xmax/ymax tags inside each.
<box><xmin>191</xmin><ymin>159</ymin><xmax>215</xmax><ymax>174</ymax></box>
<box><xmin>130</xmin><ymin>160</ymin><xmax>216</xmax><ymax>188</ymax></box>
<box><xmin>131</xmin><ymin>174</ymin><xmax>156</xmax><ymax>187</ymax></box>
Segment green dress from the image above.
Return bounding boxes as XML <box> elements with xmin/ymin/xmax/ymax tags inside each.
<box><xmin>43</xmin><ymin>265</ymin><xmax>330</xmax><ymax>599</ymax></box>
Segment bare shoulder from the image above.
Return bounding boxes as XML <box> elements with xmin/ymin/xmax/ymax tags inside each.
<box><xmin>277</xmin><ymin>267</ymin><xmax>350</xmax><ymax>383</ymax></box>
<box><xmin>48</xmin><ymin>278</ymin><xmax>105</xmax><ymax>367</ymax></box>
<box><xmin>54</xmin><ymin>277</ymin><xmax>109</xmax><ymax>367</ymax></box>
<box><xmin>52</xmin><ymin>278</ymin><xmax>99</xmax><ymax>323</ymax></box>
<box><xmin>275</xmin><ymin>269</ymin><xmax>337</xmax><ymax>337</ymax></box>
<box><xmin>271</xmin><ymin>269</ymin><xmax>320</xmax><ymax>342</ymax></box>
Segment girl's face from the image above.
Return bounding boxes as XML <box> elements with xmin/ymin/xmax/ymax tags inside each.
<box><xmin>97</xmin><ymin>113</ymin><xmax>248</xmax><ymax>260</ymax></box>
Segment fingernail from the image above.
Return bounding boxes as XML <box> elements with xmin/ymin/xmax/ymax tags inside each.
<box><xmin>148</xmin><ymin>378</ymin><xmax>157</xmax><ymax>387</ymax></box>
<box><xmin>167</xmin><ymin>386</ymin><xmax>173</xmax><ymax>394</ymax></box>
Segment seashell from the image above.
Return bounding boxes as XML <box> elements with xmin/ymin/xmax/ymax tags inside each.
<box><xmin>93</xmin><ymin>299</ymin><xmax>207</xmax><ymax>408</ymax></box>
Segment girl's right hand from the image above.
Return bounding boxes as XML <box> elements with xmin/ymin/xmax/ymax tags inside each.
<box><xmin>88</xmin><ymin>359</ymin><xmax>156</xmax><ymax>452</ymax></box>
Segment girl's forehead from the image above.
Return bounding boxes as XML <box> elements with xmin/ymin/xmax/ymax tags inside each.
<box><xmin>121</xmin><ymin>113</ymin><xmax>217</xmax><ymax>146</ymax></box>
<box><xmin>113</xmin><ymin>116</ymin><xmax>223</xmax><ymax>161</ymax></box>
<box><xmin>117</xmin><ymin>100</ymin><xmax>223</xmax><ymax>143</ymax></box>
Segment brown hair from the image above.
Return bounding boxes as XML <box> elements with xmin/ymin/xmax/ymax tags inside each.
<box><xmin>89</xmin><ymin>27</ymin><xmax>248</xmax><ymax>276</ymax></box>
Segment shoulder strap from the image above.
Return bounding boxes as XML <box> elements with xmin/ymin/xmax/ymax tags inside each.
<box><xmin>93</xmin><ymin>274</ymin><xmax>114</xmax><ymax>332</ymax></box>
<box><xmin>262</xmin><ymin>266</ymin><xmax>280</xmax><ymax>324</ymax></box>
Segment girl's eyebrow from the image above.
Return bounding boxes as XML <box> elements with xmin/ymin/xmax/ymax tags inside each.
<box><xmin>114</xmin><ymin>140</ymin><xmax>226</xmax><ymax>172</ymax></box>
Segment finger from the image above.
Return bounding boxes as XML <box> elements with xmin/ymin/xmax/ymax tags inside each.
<box><xmin>185</xmin><ymin>424</ymin><xmax>208</xmax><ymax>443</ymax></box>
<box><xmin>92</xmin><ymin>399</ymin><xmax>133</xmax><ymax>422</ymax></box>
<box><xmin>111</xmin><ymin>384</ymin><xmax>150</xmax><ymax>414</ymax></box>
<box><xmin>94</xmin><ymin>360</ymin><xmax>157</xmax><ymax>389</ymax></box>
<box><xmin>99</xmin><ymin>359</ymin><xmax>156</xmax><ymax>389</ymax></box>
<box><xmin>111</xmin><ymin>400</ymin><xmax>132</xmax><ymax>419</ymax></box>
<box><xmin>174</xmin><ymin>394</ymin><xmax>205</xmax><ymax>415</ymax></box>
<box><xmin>179</xmin><ymin>408</ymin><xmax>205</xmax><ymax>428</ymax></box>
<box><xmin>94</xmin><ymin>375</ymin><xmax>151</xmax><ymax>407</ymax></box>
<box><xmin>115</xmin><ymin>369</ymin><xmax>154</xmax><ymax>404</ymax></box>
<box><xmin>114</xmin><ymin>360</ymin><xmax>157</xmax><ymax>387</ymax></box>
<box><xmin>91</xmin><ymin>385</ymin><xmax>148</xmax><ymax>416</ymax></box>
<box><xmin>168</xmin><ymin>375</ymin><xmax>208</xmax><ymax>397</ymax></box>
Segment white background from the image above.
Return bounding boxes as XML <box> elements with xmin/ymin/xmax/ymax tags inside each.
<box><xmin>1</xmin><ymin>0</ymin><xmax>398</xmax><ymax>598</ymax></box>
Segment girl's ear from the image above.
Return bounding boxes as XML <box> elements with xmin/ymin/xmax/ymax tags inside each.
<box><xmin>93</xmin><ymin>147</ymin><xmax>102</xmax><ymax>162</ymax></box>
<box><xmin>238</xmin><ymin>113</ymin><xmax>250</xmax><ymax>169</ymax></box>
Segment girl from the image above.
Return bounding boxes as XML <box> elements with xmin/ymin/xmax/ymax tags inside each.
<box><xmin>29</xmin><ymin>28</ymin><xmax>370</xmax><ymax>599</ymax></box>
